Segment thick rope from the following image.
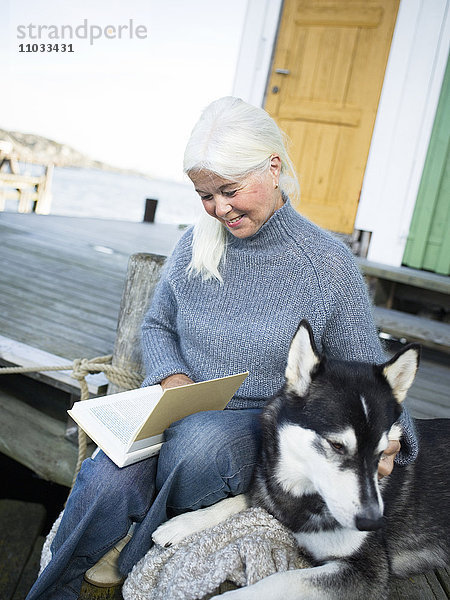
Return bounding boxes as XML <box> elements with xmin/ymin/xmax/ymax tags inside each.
<box><xmin>0</xmin><ymin>355</ymin><xmax>143</xmax><ymax>490</ymax></box>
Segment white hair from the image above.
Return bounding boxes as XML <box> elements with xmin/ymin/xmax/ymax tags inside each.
<box><xmin>184</xmin><ymin>97</ymin><xmax>300</xmax><ymax>282</ymax></box>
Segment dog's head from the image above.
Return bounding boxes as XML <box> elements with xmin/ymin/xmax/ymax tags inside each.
<box><xmin>270</xmin><ymin>320</ymin><xmax>419</xmax><ymax>531</ymax></box>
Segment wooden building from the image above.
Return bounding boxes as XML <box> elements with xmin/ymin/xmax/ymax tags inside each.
<box><xmin>233</xmin><ymin>0</ymin><xmax>450</xmax><ymax>275</ymax></box>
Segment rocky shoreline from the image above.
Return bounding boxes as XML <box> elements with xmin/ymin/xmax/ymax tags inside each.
<box><xmin>0</xmin><ymin>127</ymin><xmax>147</xmax><ymax>177</ymax></box>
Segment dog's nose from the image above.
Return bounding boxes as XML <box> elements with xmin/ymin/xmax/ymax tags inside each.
<box><xmin>355</xmin><ymin>514</ymin><xmax>385</xmax><ymax>531</ymax></box>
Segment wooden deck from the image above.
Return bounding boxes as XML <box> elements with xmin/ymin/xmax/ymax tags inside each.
<box><xmin>0</xmin><ymin>211</ymin><xmax>448</xmax><ymax>419</ymax></box>
<box><xmin>1</xmin><ymin>497</ymin><xmax>448</xmax><ymax>599</ymax></box>
<box><xmin>0</xmin><ymin>212</ymin><xmax>448</xmax><ymax>598</ymax></box>
<box><xmin>0</xmin><ymin>211</ymin><xmax>448</xmax><ymax>487</ymax></box>
<box><xmin>0</xmin><ymin>212</ymin><xmax>184</xmax><ymax>359</ymax></box>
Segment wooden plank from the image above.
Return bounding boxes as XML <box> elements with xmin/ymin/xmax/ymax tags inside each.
<box><xmin>279</xmin><ymin>100</ymin><xmax>361</xmax><ymax>126</ymax></box>
<box><xmin>0</xmin><ymin>309</ymin><xmax>115</xmax><ymax>359</ymax></box>
<box><xmin>0</xmin><ymin>266</ymin><xmax>123</xmax><ymax>318</ymax></box>
<box><xmin>0</xmin><ymin>173</ymin><xmax>44</xmax><ymax>185</ymax></box>
<box><xmin>0</xmin><ymin>500</ymin><xmax>46</xmax><ymax>600</ymax></box>
<box><xmin>373</xmin><ymin>307</ymin><xmax>450</xmax><ymax>353</ymax></box>
<box><xmin>0</xmin><ymin>283</ymin><xmax>117</xmax><ymax>357</ymax></box>
<box><xmin>0</xmin><ymin>280</ymin><xmax>119</xmax><ymax>330</ymax></box>
<box><xmin>0</xmin><ymin>232</ymin><xmax>127</xmax><ymax>281</ymax></box>
<box><xmin>388</xmin><ymin>284</ymin><xmax>450</xmax><ymax>313</ymax></box>
<box><xmin>414</xmin><ymin>356</ymin><xmax>450</xmax><ymax>376</ymax></box>
<box><xmin>0</xmin><ymin>318</ymin><xmax>112</xmax><ymax>361</ymax></box>
<box><xmin>389</xmin><ymin>571</ymin><xmax>449</xmax><ymax>599</ymax></box>
<box><xmin>0</xmin><ymin>237</ymin><xmax>126</xmax><ymax>283</ymax></box>
<box><xmin>358</xmin><ymin>258</ymin><xmax>450</xmax><ymax>294</ymax></box>
<box><xmin>0</xmin><ymin>214</ymin><xmax>182</xmax><ymax>362</ymax></box>
<box><xmin>406</xmin><ymin>397</ymin><xmax>450</xmax><ymax>419</ymax></box>
<box><xmin>0</xmin><ymin>335</ymin><xmax>108</xmax><ymax>395</ymax></box>
<box><xmin>0</xmin><ymin>292</ymin><xmax>118</xmax><ymax>344</ymax></box>
<box><xmin>409</xmin><ymin>369</ymin><xmax>450</xmax><ymax>404</ymax></box>
<box><xmin>434</xmin><ymin>178</ymin><xmax>450</xmax><ymax>274</ymax></box>
<box><xmin>436</xmin><ymin>566</ymin><xmax>450</xmax><ymax>596</ymax></box>
<box><xmin>409</xmin><ymin>379</ymin><xmax>450</xmax><ymax>407</ymax></box>
<box><xmin>406</xmin><ymin>352</ymin><xmax>449</xmax><ymax>417</ymax></box>
<box><xmin>295</xmin><ymin>5</ymin><xmax>383</xmax><ymax>28</ymax></box>
<box><xmin>408</xmin><ymin>387</ymin><xmax>450</xmax><ymax>413</ymax></box>
<box><xmin>0</xmin><ymin>388</ymin><xmax>90</xmax><ymax>486</ymax></box>
<box><xmin>0</xmin><ymin>278</ymin><xmax>119</xmax><ymax>332</ymax></box>
<box><xmin>0</xmin><ymin>246</ymin><xmax>127</xmax><ymax>295</ymax></box>
<box><xmin>0</xmin><ymin>213</ymin><xmax>184</xmax><ymax>259</ymax></box>
<box><xmin>109</xmin><ymin>253</ymin><xmax>166</xmax><ymax>394</ymax></box>
<box><xmin>79</xmin><ymin>580</ymin><xmax>123</xmax><ymax>599</ymax></box>
<box><xmin>12</xmin><ymin>535</ymin><xmax>45</xmax><ymax>600</ymax></box>
<box><xmin>0</xmin><ymin>230</ymin><xmax>130</xmax><ymax>275</ymax></box>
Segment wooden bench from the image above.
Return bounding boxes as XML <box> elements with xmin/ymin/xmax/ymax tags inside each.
<box><xmin>358</xmin><ymin>258</ymin><xmax>450</xmax><ymax>295</ymax></box>
<box><xmin>0</xmin><ymin>334</ymin><xmax>109</xmax><ymax>398</ymax></box>
<box><xmin>372</xmin><ymin>306</ymin><xmax>450</xmax><ymax>353</ymax></box>
<box><xmin>0</xmin><ymin>145</ymin><xmax>54</xmax><ymax>214</ymax></box>
<box><xmin>0</xmin><ymin>169</ymin><xmax>54</xmax><ymax>213</ymax></box>
<box><xmin>358</xmin><ymin>258</ymin><xmax>450</xmax><ymax>354</ymax></box>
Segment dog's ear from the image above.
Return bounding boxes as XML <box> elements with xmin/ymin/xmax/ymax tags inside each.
<box><xmin>381</xmin><ymin>344</ymin><xmax>420</xmax><ymax>403</ymax></box>
<box><xmin>285</xmin><ymin>320</ymin><xmax>320</xmax><ymax>396</ymax></box>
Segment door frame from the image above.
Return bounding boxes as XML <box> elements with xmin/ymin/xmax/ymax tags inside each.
<box><xmin>232</xmin><ymin>0</ymin><xmax>283</xmax><ymax>107</ymax></box>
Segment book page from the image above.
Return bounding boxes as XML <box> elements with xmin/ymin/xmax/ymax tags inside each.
<box><xmin>89</xmin><ymin>404</ymin><xmax>144</xmax><ymax>445</ymax></box>
<box><xmin>70</xmin><ymin>385</ymin><xmax>162</xmax><ymax>446</ymax></box>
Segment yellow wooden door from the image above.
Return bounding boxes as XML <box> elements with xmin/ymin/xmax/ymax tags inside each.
<box><xmin>265</xmin><ymin>0</ymin><xmax>399</xmax><ymax>233</ymax></box>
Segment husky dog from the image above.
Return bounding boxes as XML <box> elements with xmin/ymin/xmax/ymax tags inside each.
<box><xmin>153</xmin><ymin>320</ymin><xmax>449</xmax><ymax>599</ymax></box>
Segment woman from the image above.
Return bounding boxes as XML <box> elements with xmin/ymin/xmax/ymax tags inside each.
<box><xmin>27</xmin><ymin>97</ymin><xmax>417</xmax><ymax>599</ymax></box>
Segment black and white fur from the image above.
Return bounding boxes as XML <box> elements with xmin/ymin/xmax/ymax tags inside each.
<box><xmin>153</xmin><ymin>321</ymin><xmax>449</xmax><ymax>599</ymax></box>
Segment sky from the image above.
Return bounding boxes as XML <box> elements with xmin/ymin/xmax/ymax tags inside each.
<box><xmin>0</xmin><ymin>0</ymin><xmax>248</xmax><ymax>181</ymax></box>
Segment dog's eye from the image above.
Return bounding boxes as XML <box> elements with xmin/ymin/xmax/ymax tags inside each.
<box><xmin>328</xmin><ymin>440</ymin><xmax>345</xmax><ymax>454</ymax></box>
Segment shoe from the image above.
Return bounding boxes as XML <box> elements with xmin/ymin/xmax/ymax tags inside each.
<box><xmin>84</xmin><ymin>532</ymin><xmax>132</xmax><ymax>587</ymax></box>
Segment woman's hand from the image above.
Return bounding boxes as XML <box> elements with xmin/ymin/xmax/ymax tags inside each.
<box><xmin>161</xmin><ymin>374</ymin><xmax>194</xmax><ymax>390</ymax></box>
<box><xmin>378</xmin><ymin>440</ymin><xmax>401</xmax><ymax>479</ymax></box>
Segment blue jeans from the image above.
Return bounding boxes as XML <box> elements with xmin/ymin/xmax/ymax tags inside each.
<box><xmin>26</xmin><ymin>408</ymin><xmax>262</xmax><ymax>599</ymax></box>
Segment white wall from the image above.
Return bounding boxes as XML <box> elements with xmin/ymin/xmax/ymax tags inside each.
<box><xmin>355</xmin><ymin>0</ymin><xmax>450</xmax><ymax>266</ymax></box>
<box><xmin>232</xmin><ymin>0</ymin><xmax>283</xmax><ymax>105</ymax></box>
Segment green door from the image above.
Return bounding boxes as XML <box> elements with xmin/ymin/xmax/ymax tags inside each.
<box><xmin>403</xmin><ymin>57</ymin><xmax>450</xmax><ymax>275</ymax></box>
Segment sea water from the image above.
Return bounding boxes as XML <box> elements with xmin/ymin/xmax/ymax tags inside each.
<box><xmin>3</xmin><ymin>165</ymin><xmax>201</xmax><ymax>226</ymax></box>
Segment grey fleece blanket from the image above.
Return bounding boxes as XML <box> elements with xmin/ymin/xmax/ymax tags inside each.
<box><xmin>41</xmin><ymin>508</ymin><xmax>309</xmax><ymax>600</ymax></box>
<box><xmin>122</xmin><ymin>507</ymin><xmax>309</xmax><ymax>600</ymax></box>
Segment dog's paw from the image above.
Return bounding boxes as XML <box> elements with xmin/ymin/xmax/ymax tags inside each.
<box><xmin>153</xmin><ymin>496</ymin><xmax>248</xmax><ymax>548</ymax></box>
<box><xmin>152</xmin><ymin>511</ymin><xmax>208</xmax><ymax>547</ymax></box>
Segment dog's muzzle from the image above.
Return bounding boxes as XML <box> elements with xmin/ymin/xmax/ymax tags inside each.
<box><xmin>355</xmin><ymin>507</ymin><xmax>385</xmax><ymax>531</ymax></box>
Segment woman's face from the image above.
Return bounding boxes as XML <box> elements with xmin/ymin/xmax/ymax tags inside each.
<box><xmin>189</xmin><ymin>156</ymin><xmax>284</xmax><ymax>239</ymax></box>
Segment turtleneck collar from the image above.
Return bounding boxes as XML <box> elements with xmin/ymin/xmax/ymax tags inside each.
<box><xmin>225</xmin><ymin>198</ymin><xmax>305</xmax><ymax>253</ymax></box>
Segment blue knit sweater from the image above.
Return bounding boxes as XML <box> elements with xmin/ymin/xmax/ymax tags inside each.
<box><xmin>141</xmin><ymin>200</ymin><xmax>418</xmax><ymax>464</ymax></box>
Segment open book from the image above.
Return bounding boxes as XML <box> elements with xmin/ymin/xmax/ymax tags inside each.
<box><xmin>68</xmin><ymin>372</ymin><xmax>248</xmax><ymax>467</ymax></box>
